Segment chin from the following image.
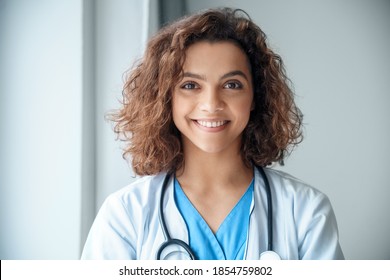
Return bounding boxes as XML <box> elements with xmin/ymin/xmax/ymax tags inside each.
<box><xmin>194</xmin><ymin>142</ymin><xmax>233</xmax><ymax>154</ymax></box>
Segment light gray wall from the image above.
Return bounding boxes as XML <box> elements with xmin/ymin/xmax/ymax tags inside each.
<box><xmin>0</xmin><ymin>0</ymin><xmax>148</xmax><ymax>259</ymax></box>
<box><xmin>186</xmin><ymin>0</ymin><xmax>390</xmax><ymax>259</ymax></box>
<box><xmin>0</xmin><ymin>0</ymin><xmax>84</xmax><ymax>259</ymax></box>
<box><xmin>93</xmin><ymin>0</ymin><xmax>147</xmax><ymax>212</ymax></box>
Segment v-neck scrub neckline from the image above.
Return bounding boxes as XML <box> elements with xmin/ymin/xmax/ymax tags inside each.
<box><xmin>174</xmin><ymin>178</ymin><xmax>254</xmax><ymax>260</ymax></box>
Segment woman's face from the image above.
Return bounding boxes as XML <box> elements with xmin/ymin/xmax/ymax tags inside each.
<box><xmin>172</xmin><ymin>41</ymin><xmax>254</xmax><ymax>155</ymax></box>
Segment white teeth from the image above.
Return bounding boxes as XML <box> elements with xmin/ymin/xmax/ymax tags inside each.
<box><xmin>197</xmin><ymin>120</ymin><xmax>227</xmax><ymax>128</ymax></box>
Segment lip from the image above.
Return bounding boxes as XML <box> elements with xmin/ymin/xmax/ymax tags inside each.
<box><xmin>192</xmin><ymin>119</ymin><xmax>230</xmax><ymax>132</ymax></box>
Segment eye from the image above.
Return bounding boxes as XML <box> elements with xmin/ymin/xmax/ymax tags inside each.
<box><xmin>224</xmin><ymin>81</ymin><xmax>243</xmax><ymax>89</ymax></box>
<box><xmin>181</xmin><ymin>81</ymin><xmax>199</xmax><ymax>90</ymax></box>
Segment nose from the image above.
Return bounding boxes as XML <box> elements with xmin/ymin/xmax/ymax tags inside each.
<box><xmin>198</xmin><ymin>87</ymin><xmax>224</xmax><ymax>113</ymax></box>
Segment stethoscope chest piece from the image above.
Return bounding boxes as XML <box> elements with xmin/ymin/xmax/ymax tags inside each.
<box><xmin>260</xmin><ymin>251</ymin><xmax>281</xmax><ymax>260</ymax></box>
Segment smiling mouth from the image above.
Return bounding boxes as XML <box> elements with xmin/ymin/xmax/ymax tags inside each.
<box><xmin>196</xmin><ymin>120</ymin><xmax>229</xmax><ymax>128</ymax></box>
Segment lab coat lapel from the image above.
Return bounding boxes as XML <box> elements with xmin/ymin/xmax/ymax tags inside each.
<box><xmin>164</xmin><ymin>176</ymin><xmax>189</xmax><ymax>242</ymax></box>
<box><xmin>245</xmin><ymin>168</ymin><xmax>269</xmax><ymax>259</ymax></box>
<box><xmin>157</xmin><ymin>174</ymin><xmax>190</xmax><ymax>259</ymax></box>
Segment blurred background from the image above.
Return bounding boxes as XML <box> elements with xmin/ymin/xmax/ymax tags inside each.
<box><xmin>0</xmin><ymin>0</ymin><xmax>389</xmax><ymax>259</ymax></box>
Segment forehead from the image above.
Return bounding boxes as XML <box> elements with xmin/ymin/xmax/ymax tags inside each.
<box><xmin>182</xmin><ymin>41</ymin><xmax>251</xmax><ymax>74</ymax></box>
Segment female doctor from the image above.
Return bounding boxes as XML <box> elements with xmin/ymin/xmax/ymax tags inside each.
<box><xmin>81</xmin><ymin>8</ymin><xmax>344</xmax><ymax>260</ymax></box>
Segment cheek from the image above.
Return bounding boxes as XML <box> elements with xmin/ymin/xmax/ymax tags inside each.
<box><xmin>171</xmin><ymin>94</ymin><xmax>188</xmax><ymax>126</ymax></box>
<box><xmin>236</xmin><ymin>96</ymin><xmax>254</xmax><ymax>121</ymax></box>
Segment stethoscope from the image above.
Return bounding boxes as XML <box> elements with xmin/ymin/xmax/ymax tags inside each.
<box><xmin>156</xmin><ymin>165</ymin><xmax>281</xmax><ymax>260</ymax></box>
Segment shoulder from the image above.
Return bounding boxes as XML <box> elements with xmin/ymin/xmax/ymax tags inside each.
<box><xmin>263</xmin><ymin>168</ymin><xmax>327</xmax><ymax>202</ymax></box>
<box><xmin>90</xmin><ymin>173</ymin><xmax>167</xmax><ymax>242</ymax></box>
<box><xmin>105</xmin><ymin>173</ymin><xmax>167</xmax><ymax>210</ymax></box>
<box><xmin>262</xmin><ymin>168</ymin><xmax>334</xmax><ymax>217</ymax></box>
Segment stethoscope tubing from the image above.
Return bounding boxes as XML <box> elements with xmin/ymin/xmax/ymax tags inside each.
<box><xmin>257</xmin><ymin>166</ymin><xmax>273</xmax><ymax>251</ymax></box>
<box><xmin>157</xmin><ymin>172</ymin><xmax>197</xmax><ymax>260</ymax></box>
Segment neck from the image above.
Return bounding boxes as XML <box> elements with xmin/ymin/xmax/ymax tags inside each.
<box><xmin>174</xmin><ymin>139</ymin><xmax>254</xmax><ymax>234</ymax></box>
<box><xmin>176</xmin><ymin>145</ymin><xmax>253</xmax><ymax>193</ymax></box>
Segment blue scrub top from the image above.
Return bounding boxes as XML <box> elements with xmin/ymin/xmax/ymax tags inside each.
<box><xmin>174</xmin><ymin>178</ymin><xmax>254</xmax><ymax>260</ymax></box>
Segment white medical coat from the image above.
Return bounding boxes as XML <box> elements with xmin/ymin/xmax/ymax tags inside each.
<box><xmin>81</xmin><ymin>168</ymin><xmax>344</xmax><ymax>259</ymax></box>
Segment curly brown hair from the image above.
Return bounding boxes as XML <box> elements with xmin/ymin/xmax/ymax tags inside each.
<box><xmin>111</xmin><ymin>8</ymin><xmax>303</xmax><ymax>176</ymax></box>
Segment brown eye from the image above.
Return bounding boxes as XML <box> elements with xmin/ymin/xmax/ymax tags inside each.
<box><xmin>181</xmin><ymin>82</ymin><xmax>199</xmax><ymax>90</ymax></box>
<box><xmin>224</xmin><ymin>81</ymin><xmax>243</xmax><ymax>89</ymax></box>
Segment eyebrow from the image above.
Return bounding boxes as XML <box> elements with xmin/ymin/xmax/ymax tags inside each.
<box><xmin>183</xmin><ymin>70</ymin><xmax>249</xmax><ymax>82</ymax></box>
<box><xmin>220</xmin><ymin>70</ymin><xmax>249</xmax><ymax>82</ymax></box>
<box><xmin>183</xmin><ymin>72</ymin><xmax>207</xmax><ymax>81</ymax></box>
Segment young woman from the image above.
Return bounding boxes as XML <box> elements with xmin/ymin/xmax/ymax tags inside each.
<box><xmin>81</xmin><ymin>8</ymin><xmax>344</xmax><ymax>260</ymax></box>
